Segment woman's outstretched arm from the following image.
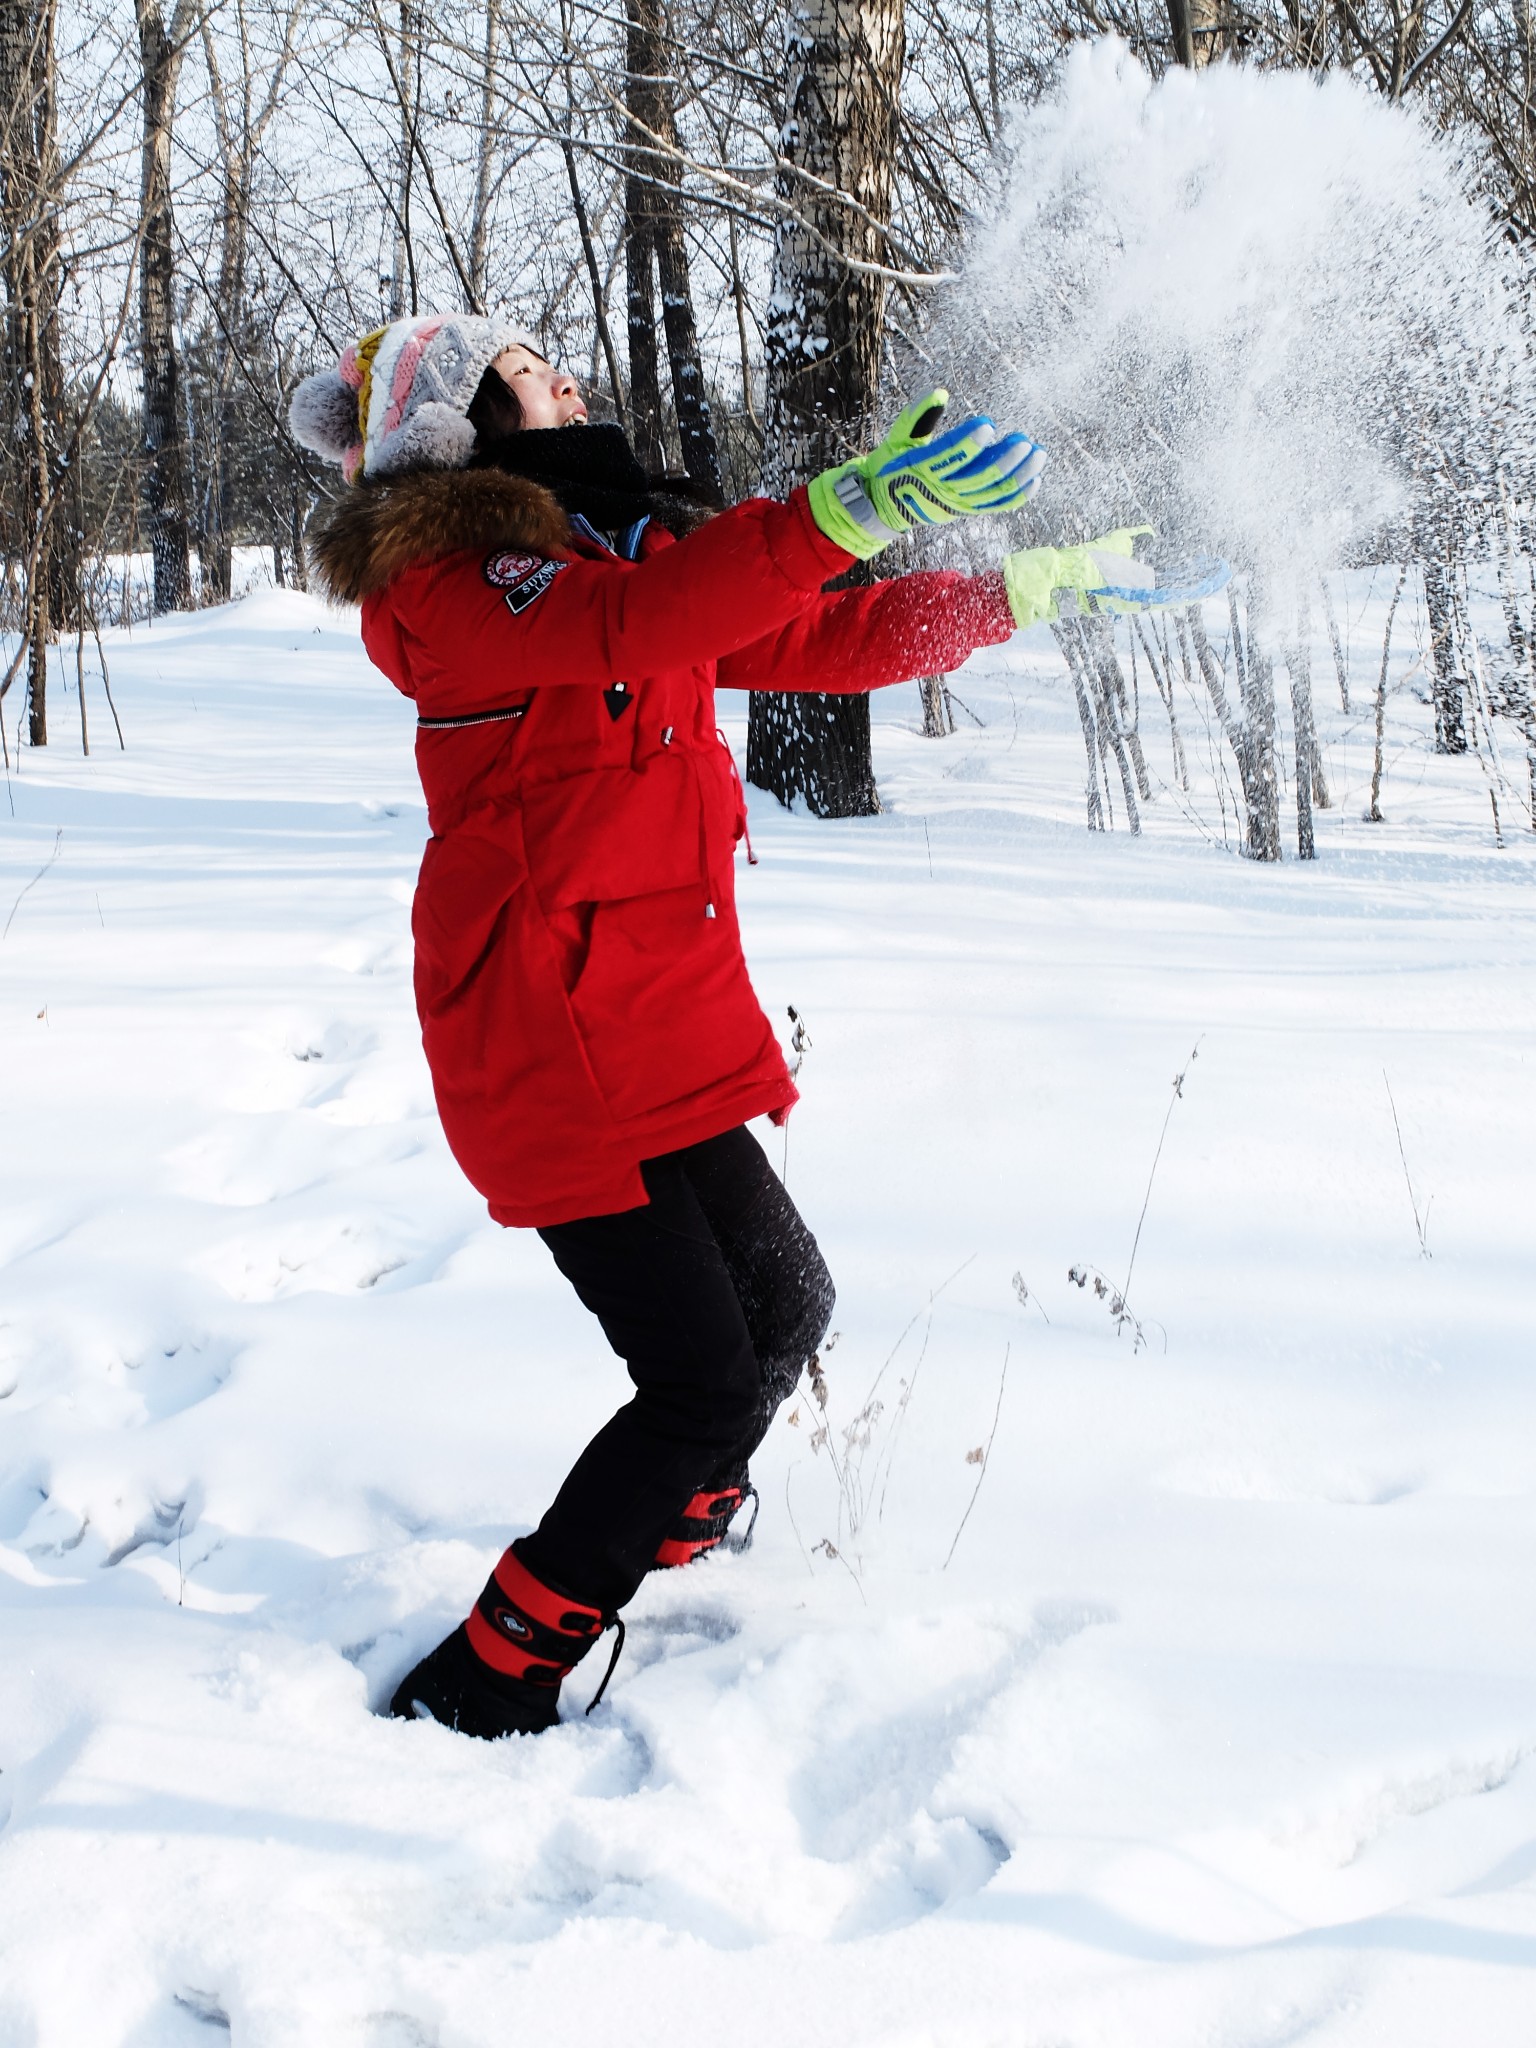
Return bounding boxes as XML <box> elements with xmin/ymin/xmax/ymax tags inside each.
<box><xmin>715</xmin><ymin>568</ymin><xmax>1016</xmax><ymax>695</ymax></box>
<box><xmin>370</xmin><ymin>490</ymin><xmax>860</xmax><ymax>696</ymax></box>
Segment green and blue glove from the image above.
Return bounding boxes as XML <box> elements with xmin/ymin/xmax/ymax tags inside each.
<box><xmin>1002</xmin><ymin>528</ymin><xmax>1230</xmax><ymax>627</ymax></box>
<box><xmin>1002</xmin><ymin>527</ymin><xmax>1154</xmax><ymax>629</ymax></box>
<box><xmin>809</xmin><ymin>390</ymin><xmax>1046</xmax><ymax>561</ymax></box>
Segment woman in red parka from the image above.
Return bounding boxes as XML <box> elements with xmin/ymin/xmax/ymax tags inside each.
<box><xmin>290</xmin><ymin>311</ymin><xmax>1044</xmax><ymax>1738</ymax></box>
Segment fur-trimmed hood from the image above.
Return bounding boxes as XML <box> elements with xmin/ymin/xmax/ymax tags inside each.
<box><xmin>308</xmin><ymin>467</ymin><xmax>573</xmax><ymax>606</ymax></box>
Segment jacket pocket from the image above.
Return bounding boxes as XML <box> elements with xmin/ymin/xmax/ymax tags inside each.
<box><xmin>413</xmin><ymin>815</ymin><xmax>618</xmax><ymax>1191</ymax></box>
<box><xmin>411</xmin><ymin>818</ymin><xmax>529</xmax><ymax>1016</ymax></box>
<box><xmin>567</xmin><ymin>886</ymin><xmax>773</xmax><ymax>1124</ymax></box>
<box><xmin>518</xmin><ymin>756</ymin><xmax>707</xmax><ymax>911</ymax></box>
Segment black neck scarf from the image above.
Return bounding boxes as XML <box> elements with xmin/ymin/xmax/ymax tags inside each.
<box><xmin>470</xmin><ymin>423</ymin><xmax>717</xmax><ymax>545</ymax></box>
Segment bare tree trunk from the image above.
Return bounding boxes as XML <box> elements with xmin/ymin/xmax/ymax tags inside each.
<box><xmin>1292</xmin><ymin>601</ymin><xmax>1330</xmax><ymax>806</ymax></box>
<box><xmin>1424</xmin><ymin>558</ymin><xmax>1468</xmax><ymax>752</ymax></box>
<box><xmin>726</xmin><ymin>212</ymin><xmax>761</xmax><ymax>438</ymax></box>
<box><xmin>1065</xmin><ymin>616</ymin><xmax>1140</xmax><ymax>832</ymax></box>
<box><xmin>623</xmin><ymin>0</ymin><xmax>665</xmax><ymax>471</ymax></box>
<box><xmin>203</xmin><ymin>141</ymin><xmax>243</xmax><ymax>605</ymax></box>
<box><xmin>1166</xmin><ymin>0</ymin><xmax>1223</xmax><ymax>66</ymax></box>
<box><xmin>1288</xmin><ymin>651</ymin><xmax>1316</xmax><ymax>858</ymax></box>
<box><xmin>388</xmin><ymin>0</ymin><xmax>419</xmax><ymax>318</ymax></box>
<box><xmin>1086</xmin><ymin>617</ymin><xmax>1150</xmax><ymax>799</ymax></box>
<box><xmin>1184</xmin><ymin>605</ymin><xmax>1253</xmax><ymax>841</ymax></box>
<box><xmin>918</xmin><ymin>673</ymin><xmax>953</xmax><ymax>736</ymax></box>
<box><xmin>21</xmin><ymin>282</ymin><xmax>51</xmax><ymax>744</ymax></box>
<box><xmin>546</xmin><ymin>0</ymin><xmax>626</xmax><ymax>415</ymax></box>
<box><xmin>1225</xmin><ymin>578</ymin><xmax>1283</xmax><ymax>859</ymax></box>
<box><xmin>1493</xmin><ymin>476</ymin><xmax>1532</xmax><ymax>682</ymax></box>
<box><xmin>982</xmin><ymin>0</ymin><xmax>1001</xmax><ymax>134</ymax></box>
<box><xmin>653</xmin><ymin>204</ymin><xmax>721</xmax><ymax>494</ymax></box>
<box><xmin>1135</xmin><ymin>616</ymin><xmax>1189</xmax><ymax>789</ymax></box>
<box><xmin>563</xmin><ymin>142</ymin><xmax>627</xmax><ymax>417</ymax></box>
<box><xmin>468</xmin><ymin>0</ymin><xmax>501</xmax><ymax>310</ymax></box>
<box><xmin>1368</xmin><ymin>568</ymin><xmax>1407</xmax><ymax>822</ymax></box>
<box><xmin>288</xmin><ymin>470</ymin><xmax>308</xmax><ymax>591</ymax></box>
<box><xmin>1320</xmin><ymin>574</ymin><xmax>1350</xmax><ymax>711</ymax></box>
<box><xmin>199</xmin><ymin>2</ymin><xmax>301</xmax><ymax>606</ymax></box>
<box><xmin>623</xmin><ymin>0</ymin><xmax>720</xmax><ymax>490</ymax></box>
<box><xmin>748</xmin><ymin>0</ymin><xmax>905</xmax><ymax>818</ymax></box>
<box><xmin>1055</xmin><ymin>622</ymin><xmax>1107</xmax><ymax>831</ymax></box>
<box><xmin>136</xmin><ymin>0</ymin><xmax>197</xmax><ymax>614</ymax></box>
<box><xmin>1186</xmin><ymin>595</ymin><xmax>1289</xmax><ymax>860</ymax></box>
<box><xmin>1284</xmin><ymin>599</ymin><xmax>1328</xmax><ymax>861</ymax></box>
<box><xmin>2</xmin><ymin>0</ymin><xmax>70</xmax><ymax>742</ymax></box>
<box><xmin>624</xmin><ymin>207</ymin><xmax>664</xmax><ymax>469</ymax></box>
<box><xmin>32</xmin><ymin>2</ymin><xmax>74</xmax><ymax>667</ymax></box>
<box><xmin>1241</xmin><ymin>634</ymin><xmax>1282</xmax><ymax>860</ymax></box>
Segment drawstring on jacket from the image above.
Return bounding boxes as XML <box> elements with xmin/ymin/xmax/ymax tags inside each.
<box><xmin>717</xmin><ymin>727</ymin><xmax>758</xmax><ymax>866</ymax></box>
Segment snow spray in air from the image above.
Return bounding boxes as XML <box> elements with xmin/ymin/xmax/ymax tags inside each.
<box><xmin>943</xmin><ymin>41</ymin><xmax>1534</xmax><ymax>612</ymax></box>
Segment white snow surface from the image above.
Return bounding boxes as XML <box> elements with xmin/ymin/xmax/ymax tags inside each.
<box><xmin>2</xmin><ymin>586</ymin><xmax>1535</xmax><ymax>2045</ymax></box>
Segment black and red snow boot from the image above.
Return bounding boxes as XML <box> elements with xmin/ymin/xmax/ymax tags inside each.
<box><xmin>653</xmin><ymin>1475</ymin><xmax>760</xmax><ymax>1569</ymax></box>
<box><xmin>389</xmin><ymin>1543</ymin><xmax>623</xmax><ymax>1738</ymax></box>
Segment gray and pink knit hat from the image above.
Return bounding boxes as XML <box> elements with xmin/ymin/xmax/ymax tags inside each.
<box><xmin>289</xmin><ymin>313</ymin><xmax>540</xmax><ymax>482</ymax></box>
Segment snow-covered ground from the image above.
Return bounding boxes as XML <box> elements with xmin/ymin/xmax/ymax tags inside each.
<box><xmin>2</xmin><ymin>582</ymin><xmax>1534</xmax><ymax>2046</ymax></box>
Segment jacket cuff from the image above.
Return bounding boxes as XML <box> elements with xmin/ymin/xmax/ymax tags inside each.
<box><xmin>971</xmin><ymin>569</ymin><xmax>1021</xmax><ymax>644</ymax></box>
<box><xmin>773</xmin><ymin>485</ymin><xmax>861</xmax><ymax>586</ymax></box>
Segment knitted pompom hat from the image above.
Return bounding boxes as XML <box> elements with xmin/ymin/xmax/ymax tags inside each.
<box><xmin>289</xmin><ymin>313</ymin><xmax>541</xmax><ymax>482</ymax></box>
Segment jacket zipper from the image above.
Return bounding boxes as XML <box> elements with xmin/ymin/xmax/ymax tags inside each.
<box><xmin>418</xmin><ymin>699</ymin><xmax>532</xmax><ymax>731</ymax></box>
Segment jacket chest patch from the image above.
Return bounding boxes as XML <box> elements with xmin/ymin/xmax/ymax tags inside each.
<box><xmin>604</xmin><ymin>681</ymin><xmax>633</xmax><ymax>722</ymax></box>
<box><xmin>483</xmin><ymin>549</ymin><xmax>565</xmax><ymax>614</ymax></box>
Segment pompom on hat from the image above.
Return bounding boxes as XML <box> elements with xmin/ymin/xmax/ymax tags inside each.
<box><xmin>289</xmin><ymin>313</ymin><xmax>540</xmax><ymax>482</ymax></box>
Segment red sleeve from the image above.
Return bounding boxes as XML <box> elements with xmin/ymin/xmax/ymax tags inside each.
<box><xmin>714</xmin><ymin>568</ymin><xmax>1016</xmax><ymax>695</ymax></box>
<box><xmin>373</xmin><ymin>488</ymin><xmax>856</xmax><ymax>704</ymax></box>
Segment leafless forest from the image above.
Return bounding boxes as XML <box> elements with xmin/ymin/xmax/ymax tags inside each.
<box><xmin>4</xmin><ymin>0</ymin><xmax>1536</xmax><ymax>836</ymax></box>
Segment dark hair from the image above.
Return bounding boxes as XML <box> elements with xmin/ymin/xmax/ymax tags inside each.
<box><xmin>467</xmin><ymin>363</ymin><xmax>524</xmax><ymax>444</ymax></box>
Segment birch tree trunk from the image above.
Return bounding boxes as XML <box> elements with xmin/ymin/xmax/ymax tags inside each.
<box><xmin>468</xmin><ymin>0</ymin><xmax>502</xmax><ymax>310</ymax></box>
<box><xmin>1062</xmin><ymin>615</ymin><xmax>1140</xmax><ymax>832</ymax></box>
<box><xmin>918</xmin><ymin>674</ymin><xmax>953</xmax><ymax>735</ymax></box>
<box><xmin>556</xmin><ymin>0</ymin><xmax>626</xmax><ymax>415</ymax></box>
<box><xmin>1423</xmin><ymin>559</ymin><xmax>1468</xmax><ymax>752</ymax></box>
<box><xmin>1287</xmin><ymin>650</ymin><xmax>1316</xmax><ymax>858</ymax></box>
<box><xmin>623</xmin><ymin>0</ymin><xmax>720</xmax><ymax>491</ymax></box>
<box><xmin>748</xmin><ymin>0</ymin><xmax>905</xmax><ymax>818</ymax></box>
<box><xmin>1240</xmin><ymin>623</ymin><xmax>1283</xmax><ymax>860</ymax></box>
<box><xmin>202</xmin><ymin>1</ymin><xmax>303</xmax><ymax>603</ymax></box>
<box><xmin>1166</xmin><ymin>0</ymin><xmax>1223</xmax><ymax>66</ymax></box>
<box><xmin>1216</xmin><ymin>581</ymin><xmax>1283</xmax><ymax>859</ymax></box>
<box><xmin>137</xmin><ymin>0</ymin><xmax>198</xmax><ymax>615</ymax></box>
<box><xmin>1054</xmin><ymin>621</ymin><xmax>1107</xmax><ymax>830</ymax></box>
<box><xmin>1</xmin><ymin>0</ymin><xmax>70</xmax><ymax>742</ymax></box>
<box><xmin>387</xmin><ymin>0</ymin><xmax>419</xmax><ymax>318</ymax></box>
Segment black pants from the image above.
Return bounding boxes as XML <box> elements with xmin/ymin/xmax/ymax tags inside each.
<box><xmin>523</xmin><ymin>1126</ymin><xmax>834</xmax><ymax>1613</ymax></box>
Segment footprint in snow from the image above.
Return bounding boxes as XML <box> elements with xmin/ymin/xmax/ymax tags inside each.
<box><xmin>0</xmin><ymin>1462</ymin><xmax>49</xmax><ymax>1543</ymax></box>
<box><xmin>789</xmin><ymin>1605</ymin><xmax>1112</xmax><ymax>1928</ymax></box>
<box><xmin>104</xmin><ymin>1492</ymin><xmax>198</xmax><ymax>1567</ymax></box>
<box><xmin>621</xmin><ymin>1604</ymin><xmax>742</xmax><ymax>1677</ymax></box>
<box><xmin>168</xmin><ymin>1991</ymin><xmax>231</xmax><ymax>2036</ymax></box>
<box><xmin>201</xmin><ymin>1220</ymin><xmax>412</xmax><ymax>1301</ymax></box>
<box><xmin>122</xmin><ymin>1336</ymin><xmax>236</xmax><ymax>1423</ymax></box>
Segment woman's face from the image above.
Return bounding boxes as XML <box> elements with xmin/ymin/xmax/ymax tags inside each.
<box><xmin>492</xmin><ymin>345</ymin><xmax>587</xmax><ymax>429</ymax></box>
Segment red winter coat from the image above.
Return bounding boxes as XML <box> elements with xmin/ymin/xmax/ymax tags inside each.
<box><xmin>311</xmin><ymin>466</ymin><xmax>1015</xmax><ymax>1225</ymax></box>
